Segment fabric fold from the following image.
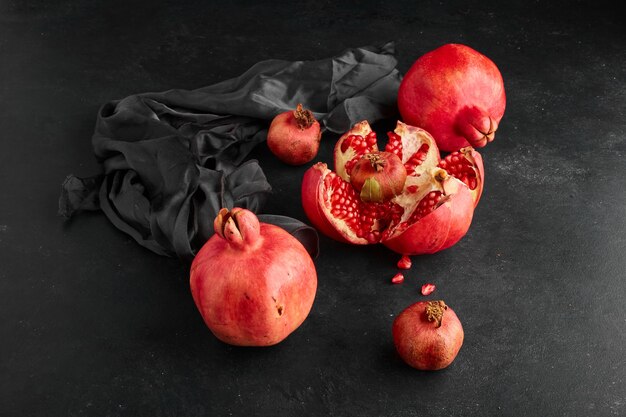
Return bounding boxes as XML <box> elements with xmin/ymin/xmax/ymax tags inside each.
<box><xmin>59</xmin><ymin>42</ymin><xmax>401</xmax><ymax>261</ymax></box>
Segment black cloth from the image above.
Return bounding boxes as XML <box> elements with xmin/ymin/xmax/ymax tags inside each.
<box><xmin>59</xmin><ymin>42</ymin><xmax>402</xmax><ymax>261</ymax></box>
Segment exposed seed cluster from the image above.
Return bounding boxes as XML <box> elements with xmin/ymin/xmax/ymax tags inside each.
<box><xmin>341</xmin><ymin>132</ymin><xmax>378</xmax><ymax>176</ymax></box>
<box><xmin>325</xmin><ymin>172</ymin><xmax>391</xmax><ymax>243</ymax></box>
<box><xmin>384</xmin><ymin>132</ymin><xmax>430</xmax><ymax>175</ymax></box>
<box><xmin>327</xmin><ymin>130</ymin><xmax>479</xmax><ymax>244</ymax></box>
<box><xmin>410</xmin><ymin>191</ymin><xmax>443</xmax><ymax>223</ymax></box>
<box><xmin>439</xmin><ymin>151</ymin><xmax>478</xmax><ymax>190</ymax></box>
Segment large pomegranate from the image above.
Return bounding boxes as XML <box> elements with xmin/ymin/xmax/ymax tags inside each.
<box><xmin>190</xmin><ymin>208</ymin><xmax>317</xmax><ymax>346</ymax></box>
<box><xmin>393</xmin><ymin>300</ymin><xmax>464</xmax><ymax>370</ymax></box>
<box><xmin>301</xmin><ymin>120</ymin><xmax>483</xmax><ymax>255</ymax></box>
<box><xmin>398</xmin><ymin>43</ymin><xmax>506</xmax><ymax>152</ymax></box>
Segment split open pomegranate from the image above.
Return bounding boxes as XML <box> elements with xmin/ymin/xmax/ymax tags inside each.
<box><xmin>301</xmin><ymin>120</ymin><xmax>484</xmax><ymax>255</ymax></box>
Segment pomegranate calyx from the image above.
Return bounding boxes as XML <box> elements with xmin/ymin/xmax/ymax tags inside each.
<box><xmin>455</xmin><ymin>106</ymin><xmax>499</xmax><ymax>149</ymax></box>
<box><xmin>365</xmin><ymin>153</ymin><xmax>387</xmax><ymax>172</ymax></box>
<box><xmin>293</xmin><ymin>103</ymin><xmax>315</xmax><ymax>130</ymax></box>
<box><xmin>214</xmin><ymin>208</ymin><xmax>261</xmax><ymax>249</ymax></box>
<box><xmin>425</xmin><ymin>300</ymin><xmax>447</xmax><ymax>328</ymax></box>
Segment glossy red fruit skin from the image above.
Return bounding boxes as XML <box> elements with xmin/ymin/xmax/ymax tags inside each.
<box><xmin>393</xmin><ymin>301</ymin><xmax>464</xmax><ymax>371</ymax></box>
<box><xmin>382</xmin><ymin>176</ymin><xmax>474</xmax><ymax>255</ymax></box>
<box><xmin>267</xmin><ymin>105</ymin><xmax>321</xmax><ymax>165</ymax></box>
<box><xmin>190</xmin><ymin>208</ymin><xmax>317</xmax><ymax>346</ymax></box>
<box><xmin>398</xmin><ymin>43</ymin><xmax>506</xmax><ymax>152</ymax></box>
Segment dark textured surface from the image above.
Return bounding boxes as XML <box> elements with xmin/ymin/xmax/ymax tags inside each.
<box><xmin>1</xmin><ymin>1</ymin><xmax>625</xmax><ymax>416</ymax></box>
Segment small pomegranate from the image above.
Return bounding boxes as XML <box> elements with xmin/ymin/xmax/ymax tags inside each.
<box><xmin>398</xmin><ymin>43</ymin><xmax>506</xmax><ymax>152</ymax></box>
<box><xmin>393</xmin><ymin>300</ymin><xmax>464</xmax><ymax>370</ymax></box>
<box><xmin>301</xmin><ymin>120</ymin><xmax>484</xmax><ymax>255</ymax></box>
<box><xmin>350</xmin><ymin>151</ymin><xmax>407</xmax><ymax>203</ymax></box>
<box><xmin>267</xmin><ymin>103</ymin><xmax>322</xmax><ymax>165</ymax></box>
<box><xmin>189</xmin><ymin>208</ymin><xmax>317</xmax><ymax>346</ymax></box>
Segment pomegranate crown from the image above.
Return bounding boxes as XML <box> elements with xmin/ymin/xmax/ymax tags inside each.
<box><xmin>214</xmin><ymin>207</ymin><xmax>261</xmax><ymax>249</ymax></box>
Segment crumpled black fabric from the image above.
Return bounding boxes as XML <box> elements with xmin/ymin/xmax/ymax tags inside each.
<box><xmin>59</xmin><ymin>42</ymin><xmax>402</xmax><ymax>262</ymax></box>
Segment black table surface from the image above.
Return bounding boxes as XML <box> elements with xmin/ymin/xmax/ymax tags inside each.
<box><xmin>2</xmin><ymin>1</ymin><xmax>625</xmax><ymax>416</ymax></box>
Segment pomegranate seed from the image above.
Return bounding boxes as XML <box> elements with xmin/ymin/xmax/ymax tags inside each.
<box><xmin>340</xmin><ymin>135</ymin><xmax>353</xmax><ymax>153</ymax></box>
<box><xmin>391</xmin><ymin>273</ymin><xmax>404</xmax><ymax>284</ymax></box>
<box><xmin>421</xmin><ymin>283</ymin><xmax>436</xmax><ymax>296</ymax></box>
<box><xmin>397</xmin><ymin>255</ymin><xmax>412</xmax><ymax>270</ymax></box>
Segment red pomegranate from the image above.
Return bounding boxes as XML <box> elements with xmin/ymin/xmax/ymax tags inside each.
<box><xmin>267</xmin><ymin>103</ymin><xmax>322</xmax><ymax>165</ymax></box>
<box><xmin>301</xmin><ymin>120</ymin><xmax>483</xmax><ymax>255</ymax></box>
<box><xmin>190</xmin><ymin>208</ymin><xmax>317</xmax><ymax>346</ymax></box>
<box><xmin>350</xmin><ymin>151</ymin><xmax>407</xmax><ymax>203</ymax></box>
<box><xmin>393</xmin><ymin>300</ymin><xmax>464</xmax><ymax>370</ymax></box>
<box><xmin>398</xmin><ymin>43</ymin><xmax>506</xmax><ymax>152</ymax></box>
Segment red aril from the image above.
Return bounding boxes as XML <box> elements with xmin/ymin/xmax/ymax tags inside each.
<box><xmin>398</xmin><ymin>43</ymin><xmax>506</xmax><ymax>152</ymax></box>
<box><xmin>190</xmin><ymin>208</ymin><xmax>317</xmax><ymax>346</ymax></box>
<box><xmin>397</xmin><ymin>255</ymin><xmax>412</xmax><ymax>270</ymax></box>
<box><xmin>421</xmin><ymin>283</ymin><xmax>436</xmax><ymax>296</ymax></box>
<box><xmin>301</xmin><ymin>120</ymin><xmax>484</xmax><ymax>254</ymax></box>
<box><xmin>391</xmin><ymin>273</ymin><xmax>405</xmax><ymax>284</ymax></box>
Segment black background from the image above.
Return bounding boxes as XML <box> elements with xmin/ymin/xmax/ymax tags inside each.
<box><xmin>1</xmin><ymin>1</ymin><xmax>625</xmax><ymax>416</ymax></box>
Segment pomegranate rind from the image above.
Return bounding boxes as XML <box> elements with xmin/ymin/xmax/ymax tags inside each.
<box><xmin>301</xmin><ymin>162</ymin><xmax>369</xmax><ymax>245</ymax></box>
<box><xmin>333</xmin><ymin>120</ymin><xmax>378</xmax><ymax>181</ymax></box>
<box><xmin>382</xmin><ymin>177</ymin><xmax>474</xmax><ymax>255</ymax></box>
<box><xmin>390</xmin><ymin>121</ymin><xmax>441</xmax><ymax>172</ymax></box>
<box><xmin>466</xmin><ymin>147</ymin><xmax>484</xmax><ymax>206</ymax></box>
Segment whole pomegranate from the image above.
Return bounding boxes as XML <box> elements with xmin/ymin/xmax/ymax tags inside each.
<box><xmin>350</xmin><ymin>151</ymin><xmax>407</xmax><ymax>203</ymax></box>
<box><xmin>267</xmin><ymin>103</ymin><xmax>321</xmax><ymax>165</ymax></box>
<box><xmin>398</xmin><ymin>43</ymin><xmax>506</xmax><ymax>152</ymax></box>
<box><xmin>189</xmin><ymin>208</ymin><xmax>317</xmax><ymax>346</ymax></box>
<box><xmin>393</xmin><ymin>300</ymin><xmax>464</xmax><ymax>370</ymax></box>
<box><xmin>301</xmin><ymin>120</ymin><xmax>483</xmax><ymax>255</ymax></box>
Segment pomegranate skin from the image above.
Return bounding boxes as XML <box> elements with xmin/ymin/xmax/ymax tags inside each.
<box><xmin>190</xmin><ymin>208</ymin><xmax>317</xmax><ymax>346</ymax></box>
<box><xmin>382</xmin><ymin>177</ymin><xmax>475</xmax><ymax>255</ymax></box>
<box><xmin>398</xmin><ymin>43</ymin><xmax>506</xmax><ymax>152</ymax></box>
<box><xmin>393</xmin><ymin>301</ymin><xmax>464</xmax><ymax>371</ymax></box>
<box><xmin>267</xmin><ymin>104</ymin><xmax>321</xmax><ymax>165</ymax></box>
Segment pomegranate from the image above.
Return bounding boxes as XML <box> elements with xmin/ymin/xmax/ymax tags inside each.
<box><xmin>189</xmin><ymin>208</ymin><xmax>317</xmax><ymax>346</ymax></box>
<box><xmin>350</xmin><ymin>151</ymin><xmax>407</xmax><ymax>203</ymax></box>
<box><xmin>267</xmin><ymin>103</ymin><xmax>322</xmax><ymax>165</ymax></box>
<box><xmin>301</xmin><ymin>120</ymin><xmax>484</xmax><ymax>255</ymax></box>
<box><xmin>398</xmin><ymin>43</ymin><xmax>506</xmax><ymax>152</ymax></box>
<box><xmin>393</xmin><ymin>300</ymin><xmax>464</xmax><ymax>370</ymax></box>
